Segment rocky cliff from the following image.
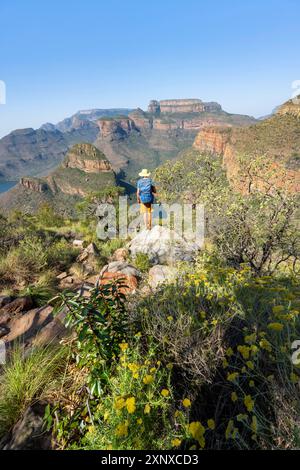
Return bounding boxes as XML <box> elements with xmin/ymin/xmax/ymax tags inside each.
<box><xmin>148</xmin><ymin>99</ymin><xmax>222</xmax><ymax>114</ymax></box>
<box><xmin>193</xmin><ymin>97</ymin><xmax>300</xmax><ymax>192</ymax></box>
<box><xmin>0</xmin><ymin>144</ymin><xmax>116</xmax><ymax>215</ymax></box>
<box><xmin>0</xmin><ymin>99</ymin><xmax>257</xmax><ymax>185</ymax></box>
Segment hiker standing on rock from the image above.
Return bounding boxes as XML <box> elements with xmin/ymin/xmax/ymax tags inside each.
<box><xmin>137</xmin><ymin>169</ymin><xmax>157</xmax><ymax>230</ymax></box>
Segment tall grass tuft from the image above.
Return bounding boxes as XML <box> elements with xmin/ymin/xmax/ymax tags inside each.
<box><xmin>0</xmin><ymin>344</ymin><xmax>69</xmax><ymax>436</ymax></box>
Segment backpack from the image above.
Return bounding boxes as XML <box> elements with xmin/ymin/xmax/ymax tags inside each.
<box><xmin>138</xmin><ymin>178</ymin><xmax>153</xmax><ymax>204</ymax></box>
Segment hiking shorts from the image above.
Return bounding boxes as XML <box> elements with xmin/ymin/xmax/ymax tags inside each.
<box><xmin>140</xmin><ymin>202</ymin><xmax>153</xmax><ymax>214</ymax></box>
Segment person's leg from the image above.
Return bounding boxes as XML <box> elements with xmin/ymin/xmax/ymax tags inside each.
<box><xmin>148</xmin><ymin>206</ymin><xmax>152</xmax><ymax>230</ymax></box>
<box><xmin>143</xmin><ymin>212</ymin><xmax>148</xmax><ymax>229</ymax></box>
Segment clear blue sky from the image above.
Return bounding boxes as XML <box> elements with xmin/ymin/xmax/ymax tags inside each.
<box><xmin>0</xmin><ymin>0</ymin><xmax>299</xmax><ymax>137</ymax></box>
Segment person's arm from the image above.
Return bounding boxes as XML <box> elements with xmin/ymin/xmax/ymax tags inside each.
<box><xmin>137</xmin><ymin>188</ymin><xmax>141</xmax><ymax>203</ymax></box>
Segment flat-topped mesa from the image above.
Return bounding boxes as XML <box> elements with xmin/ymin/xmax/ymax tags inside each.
<box><xmin>62</xmin><ymin>143</ymin><xmax>112</xmax><ymax>173</ymax></box>
<box><xmin>148</xmin><ymin>99</ymin><xmax>222</xmax><ymax>115</ymax></box>
<box><xmin>97</xmin><ymin>117</ymin><xmax>138</xmax><ymax>141</ymax></box>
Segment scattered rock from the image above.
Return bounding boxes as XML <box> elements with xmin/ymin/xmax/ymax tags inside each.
<box><xmin>77</xmin><ymin>242</ymin><xmax>100</xmax><ymax>275</ymax></box>
<box><xmin>148</xmin><ymin>265</ymin><xmax>177</xmax><ymax>289</ymax></box>
<box><xmin>112</xmin><ymin>248</ymin><xmax>129</xmax><ymax>262</ymax></box>
<box><xmin>77</xmin><ymin>242</ymin><xmax>99</xmax><ymax>263</ymax></box>
<box><xmin>56</xmin><ymin>271</ymin><xmax>68</xmax><ymax>280</ymax></box>
<box><xmin>99</xmin><ymin>272</ymin><xmax>138</xmax><ymax>295</ymax></box>
<box><xmin>30</xmin><ymin>310</ymin><xmax>70</xmax><ymax>348</ymax></box>
<box><xmin>0</xmin><ymin>296</ymin><xmax>13</xmax><ymax>308</ymax></box>
<box><xmin>100</xmin><ymin>261</ymin><xmax>140</xmax><ymax>278</ymax></box>
<box><xmin>2</xmin><ymin>401</ymin><xmax>52</xmax><ymax>450</ymax></box>
<box><xmin>1</xmin><ymin>305</ymin><xmax>54</xmax><ymax>347</ymax></box>
<box><xmin>73</xmin><ymin>239</ymin><xmax>85</xmax><ymax>249</ymax></box>
<box><xmin>127</xmin><ymin>226</ymin><xmax>200</xmax><ymax>265</ymax></box>
<box><xmin>0</xmin><ymin>296</ymin><xmax>33</xmax><ymax>317</ymax></box>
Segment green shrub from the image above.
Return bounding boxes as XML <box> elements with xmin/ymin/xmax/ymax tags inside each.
<box><xmin>132</xmin><ymin>253</ymin><xmax>151</xmax><ymax>273</ymax></box>
<box><xmin>46</xmin><ymin>239</ymin><xmax>79</xmax><ymax>270</ymax></box>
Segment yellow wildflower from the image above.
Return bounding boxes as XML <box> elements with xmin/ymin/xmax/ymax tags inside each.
<box><xmin>144</xmin><ymin>404</ymin><xmax>151</xmax><ymax>414</ymax></box>
<box><xmin>259</xmin><ymin>338</ymin><xmax>272</xmax><ymax>352</ymax></box>
<box><xmin>249</xmin><ymin>380</ymin><xmax>255</xmax><ymax>387</ymax></box>
<box><xmin>143</xmin><ymin>374</ymin><xmax>154</xmax><ymax>385</ymax></box>
<box><xmin>156</xmin><ymin>360</ymin><xmax>161</xmax><ymax>366</ymax></box>
<box><xmin>119</xmin><ymin>342</ymin><xmax>128</xmax><ymax>351</ymax></box>
<box><xmin>114</xmin><ymin>397</ymin><xmax>126</xmax><ymax>410</ymax></box>
<box><xmin>126</xmin><ymin>397</ymin><xmax>136</xmax><ymax>414</ymax></box>
<box><xmin>182</xmin><ymin>398</ymin><xmax>191</xmax><ymax>408</ymax></box>
<box><xmin>171</xmin><ymin>438</ymin><xmax>182</xmax><ymax>447</ymax></box>
<box><xmin>268</xmin><ymin>322</ymin><xmax>284</xmax><ymax>332</ymax></box>
<box><xmin>137</xmin><ymin>418</ymin><xmax>143</xmax><ymax>425</ymax></box>
<box><xmin>161</xmin><ymin>388</ymin><xmax>170</xmax><ymax>397</ymax></box>
<box><xmin>207</xmin><ymin>419</ymin><xmax>215</xmax><ymax>430</ymax></box>
<box><xmin>272</xmin><ymin>305</ymin><xmax>284</xmax><ymax>314</ymax></box>
<box><xmin>115</xmin><ymin>420</ymin><xmax>129</xmax><ymax>437</ymax></box>
<box><xmin>189</xmin><ymin>421</ymin><xmax>205</xmax><ymax>443</ymax></box>
<box><xmin>244</xmin><ymin>395</ymin><xmax>254</xmax><ymax>412</ymax></box>
<box><xmin>237</xmin><ymin>345</ymin><xmax>250</xmax><ymax>359</ymax></box>
<box><xmin>244</xmin><ymin>333</ymin><xmax>256</xmax><ymax>344</ymax></box>
<box><xmin>150</xmin><ymin>367</ymin><xmax>156</xmax><ymax>373</ymax></box>
<box><xmin>231</xmin><ymin>392</ymin><xmax>238</xmax><ymax>402</ymax></box>
<box><xmin>226</xmin><ymin>347</ymin><xmax>234</xmax><ymax>357</ymax></box>
<box><xmin>250</xmin><ymin>345</ymin><xmax>259</xmax><ymax>355</ymax></box>
<box><xmin>167</xmin><ymin>315</ymin><xmax>173</xmax><ymax>321</ymax></box>
<box><xmin>166</xmin><ymin>363</ymin><xmax>173</xmax><ymax>370</ymax></box>
<box><xmin>246</xmin><ymin>361</ymin><xmax>254</xmax><ymax>370</ymax></box>
<box><xmin>227</xmin><ymin>372</ymin><xmax>239</xmax><ymax>382</ymax></box>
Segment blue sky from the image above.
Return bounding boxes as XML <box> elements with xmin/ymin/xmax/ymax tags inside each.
<box><xmin>0</xmin><ymin>0</ymin><xmax>299</xmax><ymax>137</ymax></box>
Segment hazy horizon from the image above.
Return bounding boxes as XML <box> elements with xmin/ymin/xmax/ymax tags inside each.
<box><xmin>1</xmin><ymin>0</ymin><xmax>299</xmax><ymax>138</ymax></box>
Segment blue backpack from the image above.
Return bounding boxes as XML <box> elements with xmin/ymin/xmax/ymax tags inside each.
<box><xmin>138</xmin><ymin>177</ymin><xmax>153</xmax><ymax>204</ymax></box>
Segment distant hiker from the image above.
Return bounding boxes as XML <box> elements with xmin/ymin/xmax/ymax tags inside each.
<box><xmin>137</xmin><ymin>169</ymin><xmax>157</xmax><ymax>230</ymax></box>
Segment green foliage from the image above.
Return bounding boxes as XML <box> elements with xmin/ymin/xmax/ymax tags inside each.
<box><xmin>132</xmin><ymin>254</ymin><xmax>300</xmax><ymax>449</ymax></box>
<box><xmin>132</xmin><ymin>253</ymin><xmax>151</xmax><ymax>273</ymax></box>
<box><xmin>54</xmin><ymin>280</ymin><xmax>128</xmax><ymax>397</ymax></box>
<box><xmin>35</xmin><ymin>203</ymin><xmax>64</xmax><ymax>227</ymax></box>
<box><xmin>0</xmin><ymin>345</ymin><xmax>69</xmax><ymax>437</ymax></box>
<box><xmin>46</xmin><ymin>239</ymin><xmax>79</xmax><ymax>270</ymax></box>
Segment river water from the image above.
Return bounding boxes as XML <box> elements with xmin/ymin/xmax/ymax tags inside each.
<box><xmin>0</xmin><ymin>181</ymin><xmax>17</xmax><ymax>193</ymax></box>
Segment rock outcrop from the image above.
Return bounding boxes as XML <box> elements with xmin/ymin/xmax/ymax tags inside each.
<box><xmin>20</xmin><ymin>177</ymin><xmax>49</xmax><ymax>193</ymax></box>
<box><xmin>127</xmin><ymin>226</ymin><xmax>200</xmax><ymax>265</ymax></box>
<box><xmin>97</xmin><ymin>117</ymin><xmax>138</xmax><ymax>141</ymax></box>
<box><xmin>193</xmin><ymin>97</ymin><xmax>300</xmax><ymax>193</ymax></box>
<box><xmin>0</xmin><ymin>143</ymin><xmax>116</xmax><ymax>215</ymax></box>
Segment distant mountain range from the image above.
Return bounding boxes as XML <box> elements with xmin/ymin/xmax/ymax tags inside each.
<box><xmin>0</xmin><ymin>99</ymin><xmax>256</xmax><ymax>183</ymax></box>
<box><xmin>1</xmin><ymin>96</ymin><xmax>299</xmax><ymax>214</ymax></box>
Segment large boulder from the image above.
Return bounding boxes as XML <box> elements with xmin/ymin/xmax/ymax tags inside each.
<box><xmin>100</xmin><ymin>261</ymin><xmax>140</xmax><ymax>278</ymax></box>
<box><xmin>127</xmin><ymin>226</ymin><xmax>200</xmax><ymax>265</ymax></box>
